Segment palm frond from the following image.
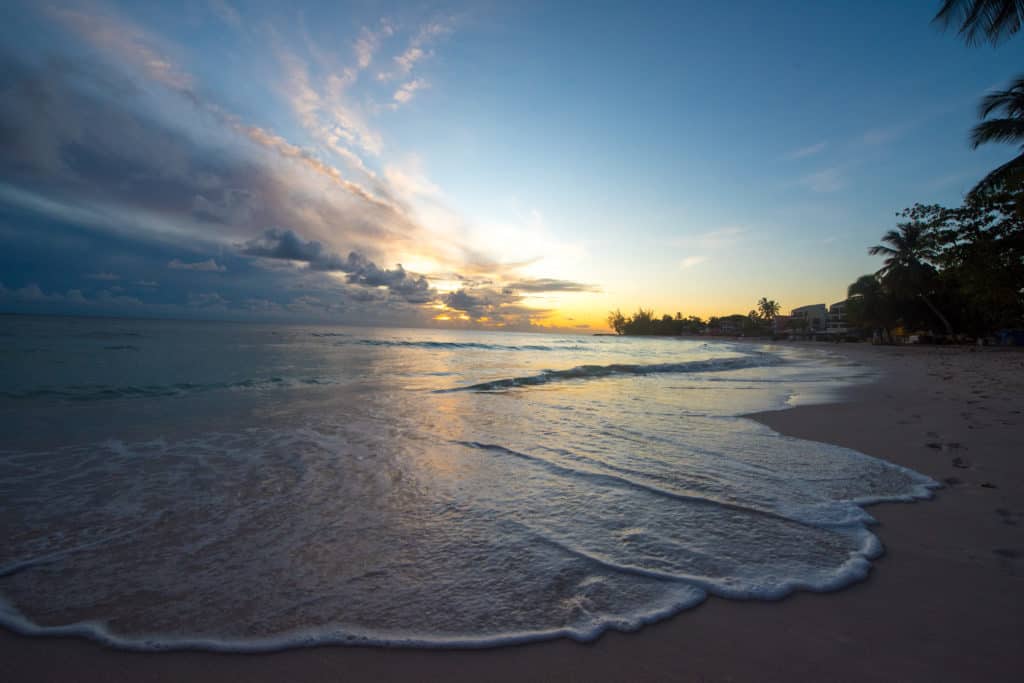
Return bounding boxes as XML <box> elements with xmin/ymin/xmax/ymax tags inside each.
<box><xmin>970</xmin><ymin>118</ymin><xmax>1024</xmax><ymax>148</ymax></box>
<box><xmin>978</xmin><ymin>77</ymin><xmax>1024</xmax><ymax>118</ymax></box>
<box><xmin>933</xmin><ymin>0</ymin><xmax>1024</xmax><ymax>46</ymax></box>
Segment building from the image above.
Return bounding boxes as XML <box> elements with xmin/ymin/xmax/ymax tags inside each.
<box><xmin>826</xmin><ymin>299</ymin><xmax>849</xmax><ymax>336</ymax></box>
<box><xmin>771</xmin><ymin>314</ymin><xmax>791</xmax><ymax>336</ymax></box>
<box><xmin>790</xmin><ymin>304</ymin><xmax>828</xmax><ymax>334</ymax></box>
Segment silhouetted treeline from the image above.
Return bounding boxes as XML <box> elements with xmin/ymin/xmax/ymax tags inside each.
<box><xmin>607</xmin><ymin>309</ymin><xmax>706</xmax><ymax>335</ymax></box>
<box><xmin>846</xmin><ymin>189</ymin><xmax>1024</xmax><ymax>339</ymax></box>
<box><xmin>607</xmin><ymin>299</ymin><xmax>782</xmax><ymax>337</ymax></box>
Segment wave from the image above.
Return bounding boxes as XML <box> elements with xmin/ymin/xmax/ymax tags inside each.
<box><xmin>75</xmin><ymin>331</ymin><xmax>144</xmax><ymax>339</ymax></box>
<box><xmin>340</xmin><ymin>338</ymin><xmax>571</xmax><ymax>352</ymax></box>
<box><xmin>0</xmin><ymin>590</ymin><xmax>705</xmax><ymax>651</ymax></box>
<box><xmin>0</xmin><ymin>376</ymin><xmax>336</xmax><ymax>402</ymax></box>
<box><xmin>440</xmin><ymin>354</ymin><xmax>777</xmax><ymax>392</ymax></box>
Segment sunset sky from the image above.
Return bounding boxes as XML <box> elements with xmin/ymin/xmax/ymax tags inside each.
<box><xmin>2</xmin><ymin>1</ymin><xmax>1023</xmax><ymax>331</ymax></box>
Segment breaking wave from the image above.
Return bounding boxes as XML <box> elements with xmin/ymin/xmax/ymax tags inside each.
<box><xmin>0</xmin><ymin>376</ymin><xmax>336</xmax><ymax>402</ymax></box>
<box><xmin>441</xmin><ymin>354</ymin><xmax>779</xmax><ymax>392</ymax></box>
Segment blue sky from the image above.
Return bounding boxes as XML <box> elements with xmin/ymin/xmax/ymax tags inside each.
<box><xmin>2</xmin><ymin>0</ymin><xmax>1022</xmax><ymax>329</ymax></box>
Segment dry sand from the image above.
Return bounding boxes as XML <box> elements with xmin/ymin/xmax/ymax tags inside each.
<box><xmin>2</xmin><ymin>343</ymin><xmax>1023</xmax><ymax>682</ymax></box>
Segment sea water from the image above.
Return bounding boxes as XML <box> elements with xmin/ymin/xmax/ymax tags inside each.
<box><xmin>0</xmin><ymin>315</ymin><xmax>936</xmax><ymax>650</ymax></box>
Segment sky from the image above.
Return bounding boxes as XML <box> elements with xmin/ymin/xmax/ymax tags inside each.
<box><xmin>2</xmin><ymin>0</ymin><xmax>1023</xmax><ymax>332</ymax></box>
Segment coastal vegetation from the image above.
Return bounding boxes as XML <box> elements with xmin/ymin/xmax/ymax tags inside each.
<box><xmin>607</xmin><ymin>305</ymin><xmax>780</xmax><ymax>337</ymax></box>
<box><xmin>842</xmin><ymin>1</ymin><xmax>1024</xmax><ymax>340</ymax></box>
<box><xmin>845</xmin><ymin>189</ymin><xmax>1024</xmax><ymax>339</ymax></box>
<box><xmin>609</xmin><ymin>3</ymin><xmax>1024</xmax><ymax>342</ymax></box>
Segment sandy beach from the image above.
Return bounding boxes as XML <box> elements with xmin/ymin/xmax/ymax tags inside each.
<box><xmin>2</xmin><ymin>342</ymin><xmax>1023</xmax><ymax>682</ymax></box>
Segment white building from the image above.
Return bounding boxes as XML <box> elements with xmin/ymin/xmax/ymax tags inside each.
<box><xmin>827</xmin><ymin>300</ymin><xmax>849</xmax><ymax>336</ymax></box>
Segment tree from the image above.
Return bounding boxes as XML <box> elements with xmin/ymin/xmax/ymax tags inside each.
<box><xmin>933</xmin><ymin>1</ymin><xmax>1024</xmax><ymax>46</ymax></box>
<box><xmin>757</xmin><ymin>297</ymin><xmax>781</xmax><ymax>321</ymax></box>
<box><xmin>932</xmin><ymin>3</ymin><xmax>1024</xmax><ymax>196</ymax></box>
<box><xmin>937</xmin><ymin>191</ymin><xmax>1024</xmax><ymax>332</ymax></box>
<box><xmin>966</xmin><ymin>75</ymin><xmax>1024</xmax><ymax>196</ymax></box>
<box><xmin>607</xmin><ymin>309</ymin><xmax>626</xmax><ymax>335</ymax></box>
<box><xmin>869</xmin><ymin>220</ymin><xmax>954</xmax><ymax>335</ymax></box>
<box><xmin>846</xmin><ymin>274</ymin><xmax>895</xmax><ymax>342</ymax></box>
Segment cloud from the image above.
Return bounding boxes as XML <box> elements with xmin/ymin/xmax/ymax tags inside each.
<box><xmin>801</xmin><ymin>167</ymin><xmax>844</xmax><ymax>193</ymax></box>
<box><xmin>0</xmin><ymin>281</ymin><xmax>138</xmax><ymax>307</ymax></box>
<box><xmin>86</xmin><ymin>271</ymin><xmax>120</xmax><ymax>281</ymax></box>
<box><xmin>785</xmin><ymin>141</ymin><xmax>826</xmax><ymax>159</ymax></box>
<box><xmin>240</xmin><ymin>228</ymin><xmax>346</xmax><ymax>270</ymax></box>
<box><xmin>0</xmin><ymin>5</ymin><xmax>583</xmax><ymax>329</ymax></box>
<box><xmin>48</xmin><ymin>6</ymin><xmax>194</xmax><ymax>93</ymax></box>
<box><xmin>208</xmin><ymin>0</ymin><xmax>241</xmax><ymax>28</ymax></box>
<box><xmin>377</xmin><ymin>19</ymin><xmax>452</xmax><ymax>81</ymax></box>
<box><xmin>504</xmin><ymin>278</ymin><xmax>600</xmax><ymax>293</ymax></box>
<box><xmin>680</xmin><ymin>255</ymin><xmax>708</xmax><ymax>269</ymax></box>
<box><xmin>168</xmin><ymin>258</ymin><xmax>227</xmax><ymax>272</ymax></box>
<box><xmin>188</xmin><ymin>291</ymin><xmax>229</xmax><ymax>308</ymax></box>
<box><xmin>393</xmin><ymin>78</ymin><xmax>428</xmax><ymax>104</ymax></box>
<box><xmin>862</xmin><ymin>124</ymin><xmax>907</xmax><ymax>146</ymax></box>
<box><xmin>385</xmin><ymin>156</ymin><xmax>440</xmax><ymax>198</ymax></box>
<box><xmin>240</xmin><ymin>229</ymin><xmax>433</xmax><ymax>303</ymax></box>
<box><xmin>439</xmin><ymin>285</ymin><xmax>551</xmax><ymax>325</ymax></box>
<box><xmin>354</xmin><ymin>21</ymin><xmax>394</xmax><ymax>69</ymax></box>
<box><xmin>0</xmin><ymin>49</ymin><xmax>415</xmax><ymax>270</ymax></box>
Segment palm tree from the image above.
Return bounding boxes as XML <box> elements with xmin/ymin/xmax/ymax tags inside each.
<box><xmin>847</xmin><ymin>274</ymin><xmax>892</xmax><ymax>342</ymax></box>
<box><xmin>869</xmin><ymin>224</ymin><xmax>954</xmax><ymax>336</ymax></box>
<box><xmin>933</xmin><ymin>0</ymin><xmax>1024</xmax><ymax>46</ymax></box>
<box><xmin>757</xmin><ymin>297</ymin><xmax>781</xmax><ymax>321</ymax></box>
<box><xmin>967</xmin><ymin>75</ymin><xmax>1024</xmax><ymax>196</ymax></box>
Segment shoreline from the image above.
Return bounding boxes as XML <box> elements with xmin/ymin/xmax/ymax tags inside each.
<box><xmin>2</xmin><ymin>343</ymin><xmax>1023</xmax><ymax>681</ymax></box>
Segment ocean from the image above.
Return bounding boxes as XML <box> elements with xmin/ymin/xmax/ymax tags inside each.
<box><xmin>0</xmin><ymin>315</ymin><xmax>936</xmax><ymax>650</ymax></box>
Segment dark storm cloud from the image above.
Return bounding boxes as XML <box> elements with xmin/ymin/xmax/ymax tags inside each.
<box><xmin>441</xmin><ymin>287</ymin><xmax>551</xmax><ymax>324</ymax></box>
<box><xmin>240</xmin><ymin>229</ymin><xmax>434</xmax><ymax>303</ymax></box>
<box><xmin>0</xmin><ymin>50</ymin><xmax>440</xmax><ymax>322</ymax></box>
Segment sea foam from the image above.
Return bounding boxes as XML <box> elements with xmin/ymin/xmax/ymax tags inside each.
<box><xmin>0</xmin><ymin>321</ymin><xmax>937</xmax><ymax>651</ymax></box>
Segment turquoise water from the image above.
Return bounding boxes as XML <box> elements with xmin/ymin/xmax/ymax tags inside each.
<box><xmin>0</xmin><ymin>315</ymin><xmax>936</xmax><ymax>650</ymax></box>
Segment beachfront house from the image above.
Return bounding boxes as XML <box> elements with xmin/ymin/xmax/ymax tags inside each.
<box><xmin>790</xmin><ymin>304</ymin><xmax>828</xmax><ymax>335</ymax></box>
<box><xmin>826</xmin><ymin>300</ymin><xmax>849</xmax><ymax>337</ymax></box>
<box><xmin>772</xmin><ymin>314</ymin><xmax>792</xmax><ymax>336</ymax></box>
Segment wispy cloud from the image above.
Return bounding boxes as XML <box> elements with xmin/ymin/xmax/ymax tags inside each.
<box><xmin>785</xmin><ymin>141</ymin><xmax>827</xmax><ymax>159</ymax></box>
<box><xmin>208</xmin><ymin>0</ymin><xmax>241</xmax><ymax>28</ymax></box>
<box><xmin>354</xmin><ymin>20</ymin><xmax>394</xmax><ymax>70</ymax></box>
<box><xmin>168</xmin><ymin>259</ymin><xmax>227</xmax><ymax>272</ymax></box>
<box><xmin>377</xmin><ymin>19</ymin><xmax>453</xmax><ymax>82</ymax></box>
<box><xmin>49</xmin><ymin>6</ymin><xmax>193</xmax><ymax>92</ymax></box>
<box><xmin>801</xmin><ymin>167</ymin><xmax>844</xmax><ymax>193</ymax></box>
<box><xmin>680</xmin><ymin>255</ymin><xmax>708</xmax><ymax>269</ymax></box>
<box><xmin>862</xmin><ymin>124</ymin><xmax>906</xmax><ymax>146</ymax></box>
<box><xmin>0</xmin><ymin>4</ymin><xmax>577</xmax><ymax>329</ymax></box>
<box><xmin>393</xmin><ymin>78</ymin><xmax>428</xmax><ymax>104</ymax></box>
<box><xmin>505</xmin><ymin>278</ymin><xmax>600</xmax><ymax>293</ymax></box>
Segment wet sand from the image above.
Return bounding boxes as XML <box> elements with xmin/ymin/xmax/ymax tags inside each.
<box><xmin>2</xmin><ymin>343</ymin><xmax>1023</xmax><ymax>682</ymax></box>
